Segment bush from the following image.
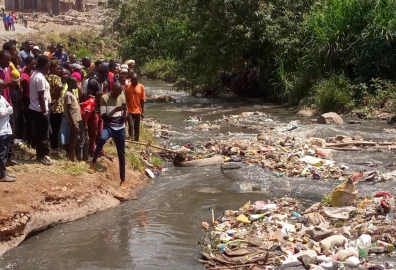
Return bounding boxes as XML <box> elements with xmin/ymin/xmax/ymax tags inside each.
<box><xmin>314</xmin><ymin>75</ymin><xmax>354</xmax><ymax>113</ymax></box>
<box><xmin>141</xmin><ymin>58</ymin><xmax>178</xmax><ymax>82</ymax></box>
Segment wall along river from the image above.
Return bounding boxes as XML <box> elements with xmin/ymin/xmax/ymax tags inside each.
<box><xmin>1</xmin><ymin>80</ymin><xmax>395</xmax><ymax>270</ymax></box>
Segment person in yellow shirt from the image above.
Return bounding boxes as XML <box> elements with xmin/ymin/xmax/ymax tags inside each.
<box><xmin>125</xmin><ymin>73</ymin><xmax>145</xmax><ymax>141</ymax></box>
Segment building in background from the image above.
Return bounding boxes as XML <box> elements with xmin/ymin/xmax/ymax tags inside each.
<box><xmin>4</xmin><ymin>0</ymin><xmax>102</xmax><ymax>15</ymax></box>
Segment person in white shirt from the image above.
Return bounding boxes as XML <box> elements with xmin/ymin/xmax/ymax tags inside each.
<box><xmin>29</xmin><ymin>55</ymin><xmax>53</xmax><ymax>166</ymax></box>
<box><xmin>0</xmin><ymin>79</ymin><xmax>15</xmax><ymax>182</ymax></box>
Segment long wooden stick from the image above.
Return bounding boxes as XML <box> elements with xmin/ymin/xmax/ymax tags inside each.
<box><xmin>326</xmin><ymin>141</ymin><xmax>395</xmax><ymax>147</ymax></box>
<box><xmin>126</xmin><ymin>139</ymin><xmax>177</xmax><ymax>153</ymax></box>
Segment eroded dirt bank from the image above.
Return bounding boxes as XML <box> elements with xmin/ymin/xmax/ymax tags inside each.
<box><xmin>0</xmin><ymin>158</ymin><xmax>146</xmax><ymax>256</ymax></box>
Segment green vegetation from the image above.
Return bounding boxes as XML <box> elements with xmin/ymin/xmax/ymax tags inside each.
<box><xmin>126</xmin><ymin>152</ymin><xmax>146</xmax><ymax>172</ymax></box>
<box><xmin>107</xmin><ymin>0</ymin><xmax>396</xmax><ymax>112</ymax></box>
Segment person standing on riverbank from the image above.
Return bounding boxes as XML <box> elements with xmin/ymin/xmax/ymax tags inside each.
<box><xmin>87</xmin><ymin>64</ymin><xmax>108</xmax><ymax>157</ymax></box>
<box><xmin>47</xmin><ymin>59</ymin><xmax>63</xmax><ymax>152</ymax></box>
<box><xmin>0</xmin><ymin>79</ymin><xmax>15</xmax><ymax>182</ymax></box>
<box><xmin>52</xmin><ymin>43</ymin><xmax>68</xmax><ymax>66</ymax></box>
<box><xmin>125</xmin><ymin>73</ymin><xmax>145</xmax><ymax>141</ymax></box>
<box><xmin>19</xmin><ymin>41</ymin><xmax>34</xmax><ymax>68</ymax></box>
<box><xmin>20</xmin><ymin>56</ymin><xmax>36</xmax><ymax>147</ymax></box>
<box><xmin>29</xmin><ymin>55</ymin><xmax>53</xmax><ymax>166</ymax></box>
<box><xmin>89</xmin><ymin>82</ymin><xmax>127</xmax><ymax>182</ymax></box>
<box><xmin>64</xmin><ymin>76</ymin><xmax>81</xmax><ymax>162</ymax></box>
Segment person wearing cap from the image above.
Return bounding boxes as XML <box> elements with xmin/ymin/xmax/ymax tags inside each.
<box><xmin>32</xmin><ymin>46</ymin><xmax>41</xmax><ymax>59</ymax></box>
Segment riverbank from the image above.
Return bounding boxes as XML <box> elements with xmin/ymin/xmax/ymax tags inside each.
<box><xmin>0</xmin><ymin>142</ymin><xmax>149</xmax><ymax>256</ymax></box>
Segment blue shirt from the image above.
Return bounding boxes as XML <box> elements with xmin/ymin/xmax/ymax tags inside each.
<box><xmin>19</xmin><ymin>50</ymin><xmax>34</xmax><ymax>68</ymax></box>
<box><xmin>2</xmin><ymin>15</ymin><xmax>6</xmax><ymax>23</ymax></box>
<box><xmin>52</xmin><ymin>51</ymin><xmax>68</xmax><ymax>66</ymax></box>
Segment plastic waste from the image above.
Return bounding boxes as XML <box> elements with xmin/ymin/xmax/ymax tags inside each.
<box><xmin>336</xmin><ymin>247</ymin><xmax>358</xmax><ymax>261</ymax></box>
<box><xmin>219</xmin><ymin>232</ymin><xmax>232</xmax><ymax>242</ymax></box>
<box><xmin>292</xmin><ymin>212</ymin><xmax>301</xmax><ymax>218</ymax></box>
<box><xmin>358</xmin><ymin>246</ymin><xmax>368</xmax><ymax>259</ymax></box>
<box><xmin>201</xmin><ymin>222</ymin><xmax>210</xmax><ymax>230</ymax></box>
<box><xmin>331</xmin><ymin>178</ymin><xmax>358</xmax><ymax>207</ymax></box>
<box><xmin>375</xmin><ymin>192</ymin><xmax>393</xmax><ymax>198</ymax></box>
<box><xmin>373</xmin><ymin>241</ymin><xmax>394</xmax><ymax>252</ymax></box>
<box><xmin>356</xmin><ymin>234</ymin><xmax>372</xmax><ymax>249</ymax></box>
<box><xmin>145</xmin><ymin>168</ymin><xmax>155</xmax><ymax>178</ymax></box>
<box><xmin>323</xmin><ymin>206</ymin><xmax>356</xmax><ymax>219</ymax></box>
<box><xmin>236</xmin><ymin>214</ymin><xmax>251</xmax><ymax>224</ymax></box>
<box><xmin>250</xmin><ymin>214</ymin><xmax>265</xmax><ymax>221</ymax></box>
<box><xmin>262</xmin><ymin>204</ymin><xmax>277</xmax><ymax>211</ymax></box>
<box><xmin>316</xmin><ymin>148</ymin><xmax>333</xmax><ymax>158</ymax></box>
<box><xmin>345</xmin><ymin>256</ymin><xmax>360</xmax><ymax>267</ymax></box>
<box><xmin>252</xmin><ymin>201</ymin><xmax>266</xmax><ymax>211</ymax></box>
<box><xmin>300</xmin><ymin>156</ymin><xmax>335</xmax><ymax>166</ymax></box>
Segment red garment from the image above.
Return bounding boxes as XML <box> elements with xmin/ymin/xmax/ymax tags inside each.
<box><xmin>375</xmin><ymin>192</ymin><xmax>392</xmax><ymax>198</ymax></box>
<box><xmin>21</xmin><ymin>71</ymin><xmax>31</xmax><ymax>98</ymax></box>
<box><xmin>0</xmin><ymin>67</ymin><xmax>13</xmax><ymax>107</ymax></box>
<box><xmin>88</xmin><ymin>111</ymin><xmax>104</xmax><ymax>157</ymax></box>
<box><xmin>80</xmin><ymin>97</ymin><xmax>95</xmax><ymax>121</ymax></box>
<box><xmin>108</xmin><ymin>72</ymin><xmax>115</xmax><ymax>91</ymax></box>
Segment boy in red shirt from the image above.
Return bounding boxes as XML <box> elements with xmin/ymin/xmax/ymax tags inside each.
<box><xmin>78</xmin><ymin>93</ymin><xmax>96</xmax><ymax>161</ymax></box>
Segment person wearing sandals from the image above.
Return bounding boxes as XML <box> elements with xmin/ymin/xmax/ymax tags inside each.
<box><xmin>29</xmin><ymin>55</ymin><xmax>53</xmax><ymax>166</ymax></box>
<box><xmin>0</xmin><ymin>79</ymin><xmax>16</xmax><ymax>182</ymax></box>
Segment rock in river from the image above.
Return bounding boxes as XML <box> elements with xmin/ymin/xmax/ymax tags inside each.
<box><xmin>317</xmin><ymin>112</ymin><xmax>344</xmax><ymax>125</ymax></box>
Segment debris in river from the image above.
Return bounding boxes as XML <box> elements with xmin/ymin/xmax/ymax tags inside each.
<box><xmin>199</xmin><ymin>194</ymin><xmax>396</xmax><ymax>269</ymax></box>
<box><xmin>145</xmin><ymin>95</ymin><xmax>176</xmax><ymax>103</ymax></box>
<box><xmin>143</xmin><ymin>118</ymin><xmax>173</xmax><ymax>139</ymax></box>
<box><xmin>185</xmin><ymin>115</ymin><xmax>202</xmax><ymax>124</ymax></box>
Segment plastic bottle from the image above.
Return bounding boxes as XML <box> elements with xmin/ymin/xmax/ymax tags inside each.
<box><xmin>292</xmin><ymin>212</ymin><xmax>302</xmax><ymax>218</ymax></box>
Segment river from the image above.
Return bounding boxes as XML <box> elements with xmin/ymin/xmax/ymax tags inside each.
<box><xmin>0</xmin><ymin>80</ymin><xmax>395</xmax><ymax>270</ymax></box>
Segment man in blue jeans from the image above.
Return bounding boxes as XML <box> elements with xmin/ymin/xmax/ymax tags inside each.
<box><xmin>89</xmin><ymin>82</ymin><xmax>127</xmax><ymax>183</ymax></box>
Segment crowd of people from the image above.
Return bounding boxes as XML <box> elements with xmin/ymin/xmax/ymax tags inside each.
<box><xmin>1</xmin><ymin>8</ymin><xmax>40</xmax><ymax>31</ymax></box>
<box><xmin>0</xmin><ymin>39</ymin><xmax>146</xmax><ymax>184</ymax></box>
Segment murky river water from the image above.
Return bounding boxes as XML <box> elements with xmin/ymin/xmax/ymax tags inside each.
<box><xmin>1</xmin><ymin>80</ymin><xmax>395</xmax><ymax>270</ymax></box>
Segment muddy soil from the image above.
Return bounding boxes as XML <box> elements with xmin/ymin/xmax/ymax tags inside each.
<box><xmin>0</xmin><ymin>158</ymin><xmax>146</xmax><ymax>256</ymax></box>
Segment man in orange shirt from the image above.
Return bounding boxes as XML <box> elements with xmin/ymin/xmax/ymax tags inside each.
<box><xmin>125</xmin><ymin>73</ymin><xmax>145</xmax><ymax>141</ymax></box>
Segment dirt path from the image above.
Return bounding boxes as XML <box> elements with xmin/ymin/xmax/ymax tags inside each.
<box><xmin>0</xmin><ymin>21</ymin><xmax>36</xmax><ymax>44</ymax></box>
<box><xmin>0</xmin><ymin>158</ymin><xmax>147</xmax><ymax>256</ymax></box>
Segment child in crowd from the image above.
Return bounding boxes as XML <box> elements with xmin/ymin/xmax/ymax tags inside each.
<box><xmin>64</xmin><ymin>76</ymin><xmax>81</xmax><ymax>162</ymax></box>
<box><xmin>0</xmin><ymin>79</ymin><xmax>15</xmax><ymax>182</ymax></box>
<box><xmin>78</xmin><ymin>92</ymin><xmax>96</xmax><ymax>161</ymax></box>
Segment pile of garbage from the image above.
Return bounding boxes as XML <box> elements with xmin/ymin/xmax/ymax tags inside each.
<box><xmin>199</xmin><ymin>191</ymin><xmax>396</xmax><ymax>270</ymax></box>
<box><xmin>143</xmin><ymin>118</ymin><xmax>174</xmax><ymax>139</ymax></box>
<box><xmin>185</xmin><ymin>123</ymin><xmax>221</xmax><ymax>132</ymax></box>
<box><xmin>146</xmin><ymin>95</ymin><xmax>176</xmax><ymax>103</ymax></box>
<box><xmin>214</xmin><ymin>112</ymin><xmax>276</xmax><ymax>130</ymax></box>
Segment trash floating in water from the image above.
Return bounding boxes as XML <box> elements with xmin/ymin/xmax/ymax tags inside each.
<box><xmin>145</xmin><ymin>95</ymin><xmax>176</xmax><ymax>103</ymax></box>
<box><xmin>185</xmin><ymin>115</ymin><xmax>202</xmax><ymax>124</ymax></box>
<box><xmin>199</xmin><ymin>193</ymin><xmax>396</xmax><ymax>269</ymax></box>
